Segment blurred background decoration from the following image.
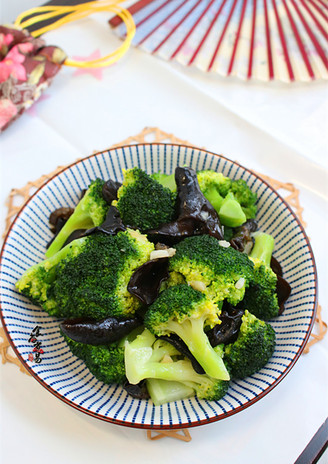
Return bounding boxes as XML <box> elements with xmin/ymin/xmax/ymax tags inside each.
<box><xmin>111</xmin><ymin>0</ymin><xmax>328</xmax><ymax>82</ymax></box>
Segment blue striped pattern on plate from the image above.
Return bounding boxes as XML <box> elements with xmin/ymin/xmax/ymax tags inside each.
<box><xmin>0</xmin><ymin>144</ymin><xmax>317</xmax><ymax>429</ymax></box>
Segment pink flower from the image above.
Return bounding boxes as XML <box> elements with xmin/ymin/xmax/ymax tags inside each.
<box><xmin>0</xmin><ymin>99</ymin><xmax>18</xmax><ymax>130</ymax></box>
<box><xmin>0</xmin><ymin>32</ymin><xmax>14</xmax><ymax>48</ymax></box>
<box><xmin>0</xmin><ymin>45</ymin><xmax>27</xmax><ymax>83</ymax></box>
<box><xmin>18</xmin><ymin>42</ymin><xmax>34</xmax><ymax>54</ymax></box>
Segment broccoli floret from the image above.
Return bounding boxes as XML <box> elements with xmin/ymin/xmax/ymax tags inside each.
<box><xmin>190</xmin><ymin>374</ymin><xmax>229</xmax><ymax>401</ymax></box>
<box><xmin>169</xmin><ymin>235</ymin><xmax>254</xmax><ymax>305</ymax></box>
<box><xmin>16</xmin><ymin>236</ymin><xmax>87</xmax><ymax>315</ymax></box>
<box><xmin>197</xmin><ymin>171</ymin><xmax>257</xmax><ymax>220</ymax></box>
<box><xmin>113</xmin><ymin>167</ymin><xmax>176</xmax><ymax>231</ymax></box>
<box><xmin>224</xmin><ymin>310</ymin><xmax>276</xmax><ymax>379</ymax></box>
<box><xmin>124</xmin><ymin>328</ymin><xmax>229</xmax><ymax>402</ymax></box>
<box><xmin>63</xmin><ymin>333</ymin><xmax>126</xmax><ymax>384</ymax></box>
<box><xmin>230</xmin><ymin>178</ymin><xmax>257</xmax><ymax>220</ymax></box>
<box><xmin>46</xmin><ymin>179</ymin><xmax>109</xmax><ymax>258</ymax></box>
<box><xmin>242</xmin><ymin>232</ymin><xmax>280</xmax><ymax>320</ymax></box>
<box><xmin>16</xmin><ymin>229</ymin><xmax>154</xmax><ymax>319</ymax></box>
<box><xmin>144</xmin><ymin>285</ymin><xmax>230</xmax><ymax>380</ymax></box>
<box><xmin>197</xmin><ymin>170</ymin><xmax>232</xmax><ymax>199</ymax></box>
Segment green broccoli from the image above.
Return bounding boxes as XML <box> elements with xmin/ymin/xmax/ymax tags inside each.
<box><xmin>151</xmin><ymin>171</ymin><xmax>176</xmax><ymax>192</ymax></box>
<box><xmin>16</xmin><ymin>229</ymin><xmax>154</xmax><ymax>319</ymax></box>
<box><xmin>218</xmin><ymin>192</ymin><xmax>247</xmax><ymax>227</ymax></box>
<box><xmin>242</xmin><ymin>232</ymin><xmax>280</xmax><ymax>320</ymax></box>
<box><xmin>154</xmin><ymin>169</ymin><xmax>257</xmax><ymax>224</ymax></box>
<box><xmin>224</xmin><ymin>310</ymin><xmax>276</xmax><ymax>379</ymax></box>
<box><xmin>197</xmin><ymin>170</ymin><xmax>232</xmax><ymax>198</ymax></box>
<box><xmin>46</xmin><ymin>179</ymin><xmax>109</xmax><ymax>258</ymax></box>
<box><xmin>146</xmin><ymin>379</ymin><xmax>195</xmax><ymax>405</ymax></box>
<box><xmin>143</xmin><ymin>285</ymin><xmax>230</xmax><ymax>380</ymax></box>
<box><xmin>250</xmin><ymin>231</ymin><xmax>275</xmax><ymax>265</ymax></box>
<box><xmin>124</xmin><ymin>328</ymin><xmax>229</xmax><ymax>402</ymax></box>
<box><xmin>63</xmin><ymin>333</ymin><xmax>126</xmax><ymax>384</ymax></box>
<box><xmin>168</xmin><ymin>235</ymin><xmax>254</xmax><ymax>306</ymax></box>
<box><xmin>146</xmin><ymin>371</ymin><xmax>229</xmax><ymax>405</ymax></box>
<box><xmin>197</xmin><ymin>170</ymin><xmax>257</xmax><ymax>220</ymax></box>
<box><xmin>230</xmin><ymin>178</ymin><xmax>257</xmax><ymax>220</ymax></box>
<box><xmin>113</xmin><ymin>167</ymin><xmax>176</xmax><ymax>231</ymax></box>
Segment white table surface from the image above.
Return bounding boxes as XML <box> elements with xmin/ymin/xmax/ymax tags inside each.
<box><xmin>0</xmin><ymin>3</ymin><xmax>328</xmax><ymax>464</ymax></box>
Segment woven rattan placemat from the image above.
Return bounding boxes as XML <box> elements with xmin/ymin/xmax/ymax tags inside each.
<box><xmin>1</xmin><ymin>127</ymin><xmax>326</xmax><ymax>441</ymax></box>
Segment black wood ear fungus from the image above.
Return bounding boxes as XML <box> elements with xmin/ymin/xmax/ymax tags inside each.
<box><xmin>207</xmin><ymin>303</ymin><xmax>244</xmax><ymax>347</ymax></box>
<box><xmin>158</xmin><ymin>334</ymin><xmax>205</xmax><ymax>374</ymax></box>
<box><xmin>230</xmin><ymin>219</ymin><xmax>258</xmax><ymax>252</ymax></box>
<box><xmin>127</xmin><ymin>258</ymin><xmax>169</xmax><ymax>306</ymax></box>
<box><xmin>270</xmin><ymin>256</ymin><xmax>291</xmax><ymax>315</ymax></box>
<box><xmin>60</xmin><ymin>316</ymin><xmax>141</xmax><ymax>345</ymax></box>
<box><xmin>85</xmin><ymin>205</ymin><xmax>126</xmax><ymax>236</ymax></box>
<box><xmin>147</xmin><ymin>167</ymin><xmax>224</xmax><ymax>244</ymax></box>
<box><xmin>102</xmin><ymin>179</ymin><xmax>122</xmax><ymax>204</ymax></box>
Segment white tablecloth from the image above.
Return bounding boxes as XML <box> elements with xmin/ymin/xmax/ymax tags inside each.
<box><xmin>0</xmin><ymin>6</ymin><xmax>327</xmax><ymax>464</ymax></box>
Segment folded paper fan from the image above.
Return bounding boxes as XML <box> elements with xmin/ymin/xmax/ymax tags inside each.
<box><xmin>111</xmin><ymin>0</ymin><xmax>328</xmax><ymax>82</ymax></box>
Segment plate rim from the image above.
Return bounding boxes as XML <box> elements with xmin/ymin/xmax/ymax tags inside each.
<box><xmin>0</xmin><ymin>143</ymin><xmax>318</xmax><ymax>430</ymax></box>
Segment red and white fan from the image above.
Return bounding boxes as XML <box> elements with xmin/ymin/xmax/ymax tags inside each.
<box><xmin>111</xmin><ymin>0</ymin><xmax>328</xmax><ymax>82</ymax></box>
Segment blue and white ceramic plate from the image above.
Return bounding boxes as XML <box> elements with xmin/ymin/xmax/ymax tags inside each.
<box><xmin>0</xmin><ymin>144</ymin><xmax>317</xmax><ymax>430</ymax></box>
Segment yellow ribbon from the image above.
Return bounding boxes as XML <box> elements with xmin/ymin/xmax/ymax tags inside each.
<box><xmin>14</xmin><ymin>1</ymin><xmax>136</xmax><ymax>68</ymax></box>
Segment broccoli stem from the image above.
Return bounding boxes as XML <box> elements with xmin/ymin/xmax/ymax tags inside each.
<box><xmin>250</xmin><ymin>233</ymin><xmax>275</xmax><ymax>267</ymax></box>
<box><xmin>152</xmin><ymin>172</ymin><xmax>176</xmax><ymax>192</ymax></box>
<box><xmin>143</xmin><ymin>360</ymin><xmax>196</xmax><ymax>382</ymax></box>
<box><xmin>27</xmin><ymin>237</ymin><xmax>86</xmax><ymax>280</ymax></box>
<box><xmin>167</xmin><ymin>318</ymin><xmax>230</xmax><ymax>380</ymax></box>
<box><xmin>124</xmin><ymin>340</ymin><xmax>192</xmax><ymax>384</ymax></box>
<box><xmin>218</xmin><ymin>192</ymin><xmax>247</xmax><ymax>227</ymax></box>
<box><xmin>125</xmin><ymin>342</ymin><xmax>218</xmax><ymax>385</ymax></box>
<box><xmin>202</xmin><ymin>185</ymin><xmax>224</xmax><ymax>213</ymax></box>
<box><xmin>46</xmin><ymin>209</ymin><xmax>94</xmax><ymax>258</ymax></box>
<box><xmin>149</xmin><ymin>345</ymin><xmax>179</xmax><ymax>362</ymax></box>
<box><xmin>146</xmin><ymin>379</ymin><xmax>195</xmax><ymax>405</ymax></box>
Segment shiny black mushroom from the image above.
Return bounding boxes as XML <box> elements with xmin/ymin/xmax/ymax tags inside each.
<box><xmin>102</xmin><ymin>179</ymin><xmax>122</xmax><ymax>204</ymax></box>
<box><xmin>270</xmin><ymin>256</ymin><xmax>291</xmax><ymax>315</ymax></box>
<box><xmin>60</xmin><ymin>316</ymin><xmax>141</xmax><ymax>345</ymax></box>
<box><xmin>147</xmin><ymin>166</ymin><xmax>224</xmax><ymax>244</ymax></box>
<box><xmin>207</xmin><ymin>302</ymin><xmax>244</xmax><ymax>347</ymax></box>
<box><xmin>85</xmin><ymin>205</ymin><xmax>126</xmax><ymax>236</ymax></box>
<box><xmin>230</xmin><ymin>219</ymin><xmax>258</xmax><ymax>253</ymax></box>
<box><xmin>158</xmin><ymin>334</ymin><xmax>205</xmax><ymax>375</ymax></box>
<box><xmin>127</xmin><ymin>258</ymin><xmax>169</xmax><ymax>306</ymax></box>
<box><xmin>122</xmin><ymin>380</ymin><xmax>150</xmax><ymax>399</ymax></box>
